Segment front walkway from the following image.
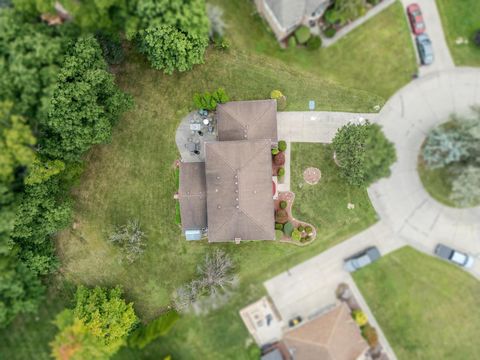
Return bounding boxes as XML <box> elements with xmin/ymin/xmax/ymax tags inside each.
<box><xmin>321</xmin><ymin>0</ymin><xmax>396</xmax><ymax>47</ymax></box>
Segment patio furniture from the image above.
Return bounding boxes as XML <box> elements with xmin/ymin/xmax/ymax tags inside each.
<box><xmin>309</xmin><ymin>100</ymin><xmax>315</xmax><ymax>110</ymax></box>
<box><xmin>190</xmin><ymin>123</ymin><xmax>202</xmax><ymax>131</ymax></box>
<box><xmin>203</xmin><ymin>118</ymin><xmax>210</xmax><ymax>125</ymax></box>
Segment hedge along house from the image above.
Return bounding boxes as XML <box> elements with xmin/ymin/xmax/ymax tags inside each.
<box><xmin>178</xmin><ymin>100</ymin><xmax>278</xmax><ymax>243</ymax></box>
<box><xmin>255</xmin><ymin>0</ymin><xmax>332</xmax><ymax>43</ymax></box>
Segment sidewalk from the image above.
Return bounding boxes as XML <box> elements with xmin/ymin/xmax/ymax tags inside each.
<box><xmin>321</xmin><ymin>0</ymin><xmax>396</xmax><ymax>47</ymax></box>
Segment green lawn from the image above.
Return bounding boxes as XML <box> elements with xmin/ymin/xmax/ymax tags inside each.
<box><xmin>213</xmin><ymin>0</ymin><xmax>417</xmax><ymax>98</ymax></box>
<box><xmin>436</xmin><ymin>0</ymin><xmax>480</xmax><ymax>66</ymax></box>
<box><xmin>417</xmin><ymin>161</ymin><xmax>458</xmax><ymax>207</ymax></box>
<box><xmin>291</xmin><ymin>143</ymin><xmax>377</xmax><ymax>231</ymax></box>
<box><xmin>353</xmin><ymin>246</ymin><xmax>480</xmax><ymax>360</ymax></box>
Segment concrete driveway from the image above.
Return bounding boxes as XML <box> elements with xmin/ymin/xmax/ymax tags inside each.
<box><xmin>400</xmin><ymin>0</ymin><xmax>454</xmax><ymax>75</ymax></box>
<box><xmin>369</xmin><ymin>67</ymin><xmax>480</xmax><ymax>277</ymax></box>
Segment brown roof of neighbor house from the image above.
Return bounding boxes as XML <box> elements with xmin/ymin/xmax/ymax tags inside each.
<box><xmin>283</xmin><ymin>303</ymin><xmax>369</xmax><ymax>360</ymax></box>
<box><xmin>205</xmin><ymin>139</ymin><xmax>275</xmax><ymax>242</ymax></box>
<box><xmin>178</xmin><ymin>162</ymin><xmax>207</xmax><ymax>231</ymax></box>
<box><xmin>216</xmin><ymin>100</ymin><xmax>278</xmax><ymax>142</ymax></box>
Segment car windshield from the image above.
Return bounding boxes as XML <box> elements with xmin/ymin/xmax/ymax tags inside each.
<box><xmin>451</xmin><ymin>252</ymin><xmax>467</xmax><ymax>265</ymax></box>
<box><xmin>417</xmin><ymin>23</ymin><xmax>425</xmax><ymax>28</ymax></box>
<box><xmin>412</xmin><ymin>10</ymin><xmax>421</xmax><ymax>16</ymax></box>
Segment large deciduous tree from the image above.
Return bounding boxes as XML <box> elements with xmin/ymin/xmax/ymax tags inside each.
<box><xmin>0</xmin><ymin>9</ymin><xmax>69</xmax><ymax>127</ymax></box>
<box><xmin>40</xmin><ymin>35</ymin><xmax>132</xmax><ymax>161</ymax></box>
<box><xmin>51</xmin><ymin>286</ymin><xmax>138</xmax><ymax>360</ymax></box>
<box><xmin>138</xmin><ymin>25</ymin><xmax>208</xmax><ymax>74</ymax></box>
<box><xmin>332</xmin><ymin>121</ymin><xmax>396</xmax><ymax>187</ymax></box>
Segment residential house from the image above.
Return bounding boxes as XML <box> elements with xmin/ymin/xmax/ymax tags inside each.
<box><xmin>255</xmin><ymin>0</ymin><xmax>332</xmax><ymax>42</ymax></box>
<box><xmin>178</xmin><ymin>100</ymin><xmax>278</xmax><ymax>243</ymax></box>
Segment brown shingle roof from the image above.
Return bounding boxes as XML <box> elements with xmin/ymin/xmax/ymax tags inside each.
<box><xmin>205</xmin><ymin>140</ymin><xmax>275</xmax><ymax>242</ymax></box>
<box><xmin>178</xmin><ymin>162</ymin><xmax>207</xmax><ymax>231</ymax></box>
<box><xmin>283</xmin><ymin>303</ymin><xmax>368</xmax><ymax>360</ymax></box>
<box><xmin>217</xmin><ymin>100</ymin><xmax>278</xmax><ymax>142</ymax></box>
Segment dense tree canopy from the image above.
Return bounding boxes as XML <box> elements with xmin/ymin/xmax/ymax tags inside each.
<box><xmin>51</xmin><ymin>286</ymin><xmax>138</xmax><ymax>360</ymax></box>
<box><xmin>0</xmin><ymin>9</ymin><xmax>69</xmax><ymax>127</ymax></box>
<box><xmin>41</xmin><ymin>35</ymin><xmax>132</xmax><ymax>161</ymax></box>
<box><xmin>332</xmin><ymin>121</ymin><xmax>396</xmax><ymax>186</ymax></box>
<box><xmin>138</xmin><ymin>25</ymin><xmax>208</xmax><ymax>74</ymax></box>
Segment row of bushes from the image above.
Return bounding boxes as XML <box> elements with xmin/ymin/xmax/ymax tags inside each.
<box><xmin>352</xmin><ymin>309</ymin><xmax>379</xmax><ymax>348</ymax></box>
<box><xmin>289</xmin><ymin>26</ymin><xmax>322</xmax><ymax>50</ymax></box>
<box><xmin>272</xmin><ymin>140</ymin><xmax>287</xmax><ymax>178</ymax></box>
<box><xmin>275</xmin><ymin>219</ymin><xmax>313</xmax><ymax>243</ymax></box>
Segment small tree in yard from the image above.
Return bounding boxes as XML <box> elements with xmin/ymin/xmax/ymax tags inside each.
<box><xmin>138</xmin><ymin>25</ymin><xmax>208</xmax><ymax>74</ymax></box>
<box><xmin>109</xmin><ymin>220</ymin><xmax>146</xmax><ymax>264</ymax></box>
<box><xmin>173</xmin><ymin>250</ymin><xmax>237</xmax><ymax>314</ymax></box>
<box><xmin>332</xmin><ymin>121</ymin><xmax>396</xmax><ymax>187</ymax></box>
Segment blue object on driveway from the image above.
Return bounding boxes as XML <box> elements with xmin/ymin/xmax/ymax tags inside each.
<box><xmin>309</xmin><ymin>100</ymin><xmax>315</xmax><ymax>110</ymax></box>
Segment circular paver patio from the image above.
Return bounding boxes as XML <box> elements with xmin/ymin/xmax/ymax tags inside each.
<box><xmin>369</xmin><ymin>68</ymin><xmax>480</xmax><ymax>257</ymax></box>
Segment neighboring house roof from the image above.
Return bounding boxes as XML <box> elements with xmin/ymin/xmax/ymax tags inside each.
<box><xmin>178</xmin><ymin>162</ymin><xmax>207</xmax><ymax>231</ymax></box>
<box><xmin>205</xmin><ymin>139</ymin><xmax>275</xmax><ymax>242</ymax></box>
<box><xmin>283</xmin><ymin>303</ymin><xmax>368</xmax><ymax>360</ymax></box>
<box><xmin>217</xmin><ymin>100</ymin><xmax>278</xmax><ymax>142</ymax></box>
<box><xmin>264</xmin><ymin>0</ymin><xmax>330</xmax><ymax>31</ymax></box>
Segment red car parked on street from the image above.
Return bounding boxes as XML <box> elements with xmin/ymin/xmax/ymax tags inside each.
<box><xmin>407</xmin><ymin>3</ymin><xmax>426</xmax><ymax>35</ymax></box>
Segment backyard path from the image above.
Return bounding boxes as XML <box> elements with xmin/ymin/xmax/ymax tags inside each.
<box><xmin>267</xmin><ymin>3</ymin><xmax>479</xmax><ymax>356</ymax></box>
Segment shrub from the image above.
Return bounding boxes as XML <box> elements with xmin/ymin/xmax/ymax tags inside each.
<box><xmin>278</xmin><ymin>167</ymin><xmax>285</xmax><ymax>177</ymax></box>
<box><xmin>271</xmin><ymin>148</ymin><xmax>280</xmax><ymax>155</ymax></box>
<box><xmin>275</xmin><ymin>223</ymin><xmax>284</xmax><ymax>230</ymax></box>
<box><xmin>270</xmin><ymin>90</ymin><xmax>284</xmax><ymax>100</ymax></box>
<box><xmin>475</xmin><ymin>30</ymin><xmax>480</xmax><ymax>48</ymax></box>
<box><xmin>96</xmin><ymin>32</ymin><xmax>125</xmax><ymax>65</ymax></box>
<box><xmin>294</xmin><ymin>25</ymin><xmax>311</xmax><ymax>44</ymax></box>
<box><xmin>306</xmin><ymin>36</ymin><xmax>322</xmax><ymax>50</ymax></box>
<box><xmin>305</xmin><ymin>225</ymin><xmax>313</xmax><ymax>234</ymax></box>
<box><xmin>275</xmin><ymin>229</ymin><xmax>284</xmax><ymax>240</ymax></box>
<box><xmin>275</xmin><ymin>209</ymin><xmax>288</xmax><ymax>224</ymax></box>
<box><xmin>287</xmin><ymin>36</ymin><xmax>297</xmax><ymax>48</ymax></box>
<box><xmin>283</xmin><ymin>222</ymin><xmax>294</xmax><ymax>236</ymax></box>
<box><xmin>324</xmin><ymin>27</ymin><xmax>337</xmax><ymax>38</ymax></box>
<box><xmin>193</xmin><ymin>88</ymin><xmax>229</xmax><ymax>111</ymax></box>
<box><xmin>324</xmin><ymin>9</ymin><xmax>340</xmax><ymax>25</ymax></box>
<box><xmin>291</xmin><ymin>229</ymin><xmax>302</xmax><ymax>241</ymax></box>
<box><xmin>128</xmin><ymin>311</ymin><xmax>180</xmax><ymax>349</ymax></box>
<box><xmin>274</xmin><ymin>152</ymin><xmax>286</xmax><ymax>166</ymax></box>
<box><xmin>279</xmin><ymin>200</ymin><xmax>287</xmax><ymax>209</ymax></box>
<box><xmin>352</xmin><ymin>309</ymin><xmax>368</xmax><ymax>326</ymax></box>
<box><xmin>297</xmin><ymin>225</ymin><xmax>304</xmax><ymax>232</ymax></box>
<box><xmin>361</xmin><ymin>324</ymin><xmax>379</xmax><ymax>347</ymax></box>
<box><xmin>367</xmin><ymin>0</ymin><xmax>380</xmax><ymax>4</ymax></box>
<box><xmin>278</xmin><ymin>140</ymin><xmax>287</xmax><ymax>152</ymax></box>
<box><xmin>450</xmin><ymin>166</ymin><xmax>480</xmax><ymax>207</ymax></box>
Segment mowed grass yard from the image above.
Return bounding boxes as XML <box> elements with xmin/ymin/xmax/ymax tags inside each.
<box><xmin>213</xmin><ymin>0</ymin><xmax>417</xmax><ymax>99</ymax></box>
<box><xmin>436</xmin><ymin>0</ymin><xmax>480</xmax><ymax>67</ymax></box>
<box><xmin>353</xmin><ymin>246</ymin><xmax>480</xmax><ymax>360</ymax></box>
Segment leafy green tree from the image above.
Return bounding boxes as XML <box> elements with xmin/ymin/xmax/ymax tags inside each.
<box><xmin>41</xmin><ymin>35</ymin><xmax>132</xmax><ymax>161</ymax></box>
<box><xmin>51</xmin><ymin>286</ymin><xmax>138</xmax><ymax>359</ymax></box>
<box><xmin>25</xmin><ymin>158</ymin><xmax>65</xmax><ymax>186</ymax></box>
<box><xmin>0</xmin><ymin>101</ymin><xmax>36</xmax><ymax>183</ymax></box>
<box><xmin>128</xmin><ymin>311</ymin><xmax>179</xmax><ymax>349</ymax></box>
<box><xmin>0</xmin><ymin>9</ymin><xmax>69</xmax><ymax>126</ymax></box>
<box><xmin>138</xmin><ymin>25</ymin><xmax>208</xmax><ymax>74</ymax></box>
<box><xmin>12</xmin><ymin>177</ymin><xmax>72</xmax><ymax>275</ymax></box>
<box><xmin>130</xmin><ymin>0</ymin><xmax>209</xmax><ymax>39</ymax></box>
<box><xmin>450</xmin><ymin>166</ymin><xmax>480</xmax><ymax>207</ymax></box>
<box><xmin>332</xmin><ymin>121</ymin><xmax>396</xmax><ymax>186</ymax></box>
<box><xmin>193</xmin><ymin>88</ymin><xmax>229</xmax><ymax>110</ymax></box>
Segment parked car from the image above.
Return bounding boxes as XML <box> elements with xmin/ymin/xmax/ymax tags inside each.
<box><xmin>416</xmin><ymin>33</ymin><xmax>434</xmax><ymax>65</ymax></box>
<box><xmin>434</xmin><ymin>244</ymin><xmax>474</xmax><ymax>268</ymax></box>
<box><xmin>406</xmin><ymin>3</ymin><xmax>426</xmax><ymax>35</ymax></box>
<box><xmin>344</xmin><ymin>247</ymin><xmax>381</xmax><ymax>272</ymax></box>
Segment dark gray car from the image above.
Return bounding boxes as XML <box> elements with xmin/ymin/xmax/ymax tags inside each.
<box><xmin>416</xmin><ymin>33</ymin><xmax>434</xmax><ymax>65</ymax></box>
<box><xmin>344</xmin><ymin>247</ymin><xmax>381</xmax><ymax>272</ymax></box>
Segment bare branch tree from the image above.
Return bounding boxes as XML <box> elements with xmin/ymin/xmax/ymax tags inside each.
<box><xmin>108</xmin><ymin>219</ymin><xmax>146</xmax><ymax>264</ymax></box>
